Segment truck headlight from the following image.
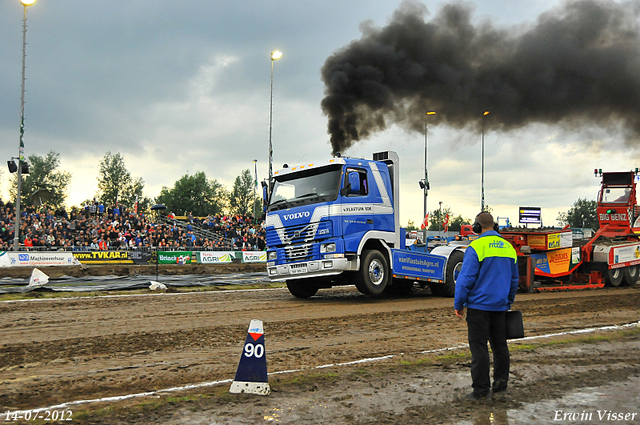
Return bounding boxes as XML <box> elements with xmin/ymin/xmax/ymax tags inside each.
<box><xmin>268</xmin><ymin>251</ymin><xmax>277</xmax><ymax>260</ymax></box>
<box><xmin>320</xmin><ymin>243</ymin><xmax>336</xmax><ymax>253</ymax></box>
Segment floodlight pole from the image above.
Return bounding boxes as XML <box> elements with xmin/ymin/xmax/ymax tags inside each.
<box><xmin>481</xmin><ymin>111</ymin><xmax>490</xmax><ymax>212</ymax></box>
<box><xmin>13</xmin><ymin>2</ymin><xmax>33</xmax><ymax>251</ymax></box>
<box><xmin>253</xmin><ymin>159</ymin><xmax>258</xmax><ymax>223</ymax></box>
<box><xmin>268</xmin><ymin>50</ymin><xmax>282</xmax><ymax>189</ymax></box>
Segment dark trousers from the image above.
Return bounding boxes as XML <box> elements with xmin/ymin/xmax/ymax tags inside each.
<box><xmin>466</xmin><ymin>308</ymin><xmax>510</xmax><ymax>396</ymax></box>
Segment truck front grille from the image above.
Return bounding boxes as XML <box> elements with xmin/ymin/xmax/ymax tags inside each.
<box><xmin>266</xmin><ymin>220</ymin><xmax>332</xmax><ymax>247</ymax></box>
<box><xmin>284</xmin><ymin>243</ymin><xmax>314</xmax><ymax>262</ymax></box>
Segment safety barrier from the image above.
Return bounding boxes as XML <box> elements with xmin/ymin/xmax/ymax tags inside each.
<box><xmin>0</xmin><ymin>250</ymin><xmax>266</xmax><ymax>267</ymax></box>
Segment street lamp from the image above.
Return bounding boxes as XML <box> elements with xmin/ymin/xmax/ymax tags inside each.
<box><xmin>421</xmin><ymin>111</ymin><xmax>435</xmax><ymax>239</ymax></box>
<box><xmin>481</xmin><ymin>110</ymin><xmax>490</xmax><ymax>212</ymax></box>
<box><xmin>439</xmin><ymin>201</ymin><xmax>443</xmax><ymax>238</ymax></box>
<box><xmin>13</xmin><ymin>0</ymin><xmax>37</xmax><ymax>251</ymax></box>
<box><xmin>253</xmin><ymin>159</ymin><xmax>258</xmax><ymax>223</ymax></box>
<box><xmin>268</xmin><ymin>50</ymin><xmax>282</xmax><ymax>188</ymax></box>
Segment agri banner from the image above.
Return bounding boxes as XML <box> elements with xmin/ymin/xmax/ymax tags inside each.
<box><xmin>197</xmin><ymin>251</ymin><xmax>235</xmax><ymax>264</ymax></box>
<box><xmin>242</xmin><ymin>251</ymin><xmax>267</xmax><ymax>263</ymax></box>
<box><xmin>1</xmin><ymin>251</ymin><xmax>81</xmax><ymax>267</ymax></box>
<box><xmin>158</xmin><ymin>251</ymin><xmax>194</xmax><ymax>265</ymax></box>
<box><xmin>73</xmin><ymin>251</ymin><xmax>134</xmax><ymax>264</ymax></box>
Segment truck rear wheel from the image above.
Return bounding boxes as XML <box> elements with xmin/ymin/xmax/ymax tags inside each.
<box><xmin>355</xmin><ymin>250</ymin><xmax>389</xmax><ymax>296</ymax></box>
<box><xmin>430</xmin><ymin>250</ymin><xmax>464</xmax><ymax>298</ymax></box>
<box><xmin>606</xmin><ymin>268</ymin><xmax>624</xmax><ymax>287</ymax></box>
<box><xmin>286</xmin><ymin>280</ymin><xmax>318</xmax><ymax>298</ymax></box>
<box><xmin>623</xmin><ymin>266</ymin><xmax>638</xmax><ymax>286</ymax></box>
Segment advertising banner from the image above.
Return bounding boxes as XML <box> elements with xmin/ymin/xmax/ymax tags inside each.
<box><xmin>158</xmin><ymin>251</ymin><xmax>194</xmax><ymax>264</ymax></box>
<box><xmin>73</xmin><ymin>251</ymin><xmax>133</xmax><ymax>264</ymax></box>
<box><xmin>242</xmin><ymin>251</ymin><xmax>267</xmax><ymax>263</ymax></box>
<box><xmin>610</xmin><ymin>243</ymin><xmax>640</xmax><ymax>267</ymax></box>
<box><xmin>198</xmin><ymin>251</ymin><xmax>235</xmax><ymax>264</ymax></box>
<box><xmin>129</xmin><ymin>250</ymin><xmax>153</xmax><ymax>265</ymax></box>
<box><xmin>528</xmin><ymin>231</ymin><xmax>572</xmax><ymax>251</ymax></box>
<box><xmin>533</xmin><ymin>248</ymin><xmax>580</xmax><ymax>276</ymax></box>
<box><xmin>3</xmin><ymin>252</ymin><xmax>81</xmax><ymax>267</ymax></box>
<box><xmin>0</xmin><ymin>252</ymin><xmax>10</xmax><ymax>267</ymax></box>
<box><xmin>391</xmin><ymin>251</ymin><xmax>445</xmax><ymax>281</ymax></box>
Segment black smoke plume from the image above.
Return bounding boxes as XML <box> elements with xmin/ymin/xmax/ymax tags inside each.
<box><xmin>321</xmin><ymin>0</ymin><xmax>640</xmax><ymax>155</ymax></box>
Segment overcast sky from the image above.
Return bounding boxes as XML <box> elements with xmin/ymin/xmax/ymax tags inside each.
<box><xmin>1</xmin><ymin>0</ymin><xmax>638</xmax><ymax>227</ymax></box>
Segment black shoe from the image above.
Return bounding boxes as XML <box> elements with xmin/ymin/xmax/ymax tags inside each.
<box><xmin>465</xmin><ymin>391</ymin><xmax>492</xmax><ymax>402</ymax></box>
<box><xmin>492</xmin><ymin>379</ymin><xmax>507</xmax><ymax>392</ymax></box>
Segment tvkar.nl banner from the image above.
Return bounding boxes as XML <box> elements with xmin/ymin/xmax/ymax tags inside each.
<box><xmin>0</xmin><ymin>251</ymin><xmax>81</xmax><ymax>267</ymax></box>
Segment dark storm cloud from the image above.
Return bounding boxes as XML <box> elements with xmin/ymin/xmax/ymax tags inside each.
<box><xmin>321</xmin><ymin>0</ymin><xmax>640</xmax><ymax>155</ymax></box>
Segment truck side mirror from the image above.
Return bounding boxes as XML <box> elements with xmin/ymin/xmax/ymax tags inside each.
<box><xmin>348</xmin><ymin>172</ymin><xmax>361</xmax><ymax>194</ymax></box>
<box><xmin>340</xmin><ymin>171</ymin><xmax>361</xmax><ymax>197</ymax></box>
<box><xmin>262</xmin><ymin>184</ymin><xmax>268</xmax><ymax>214</ymax></box>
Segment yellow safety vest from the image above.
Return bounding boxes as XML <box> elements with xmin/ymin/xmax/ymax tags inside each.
<box><xmin>469</xmin><ymin>235</ymin><xmax>517</xmax><ymax>263</ymax></box>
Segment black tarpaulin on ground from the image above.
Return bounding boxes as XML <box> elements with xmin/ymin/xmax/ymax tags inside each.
<box><xmin>0</xmin><ymin>273</ymin><xmax>271</xmax><ymax>294</ymax></box>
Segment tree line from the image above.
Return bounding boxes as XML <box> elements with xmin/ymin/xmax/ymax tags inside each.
<box><xmin>5</xmin><ymin>151</ymin><xmax>259</xmax><ymax>217</ymax></box>
<box><xmin>4</xmin><ymin>150</ymin><xmax>601</xmax><ymax>227</ymax></box>
<box><xmin>407</xmin><ymin>199</ymin><xmax>600</xmax><ymax>233</ymax></box>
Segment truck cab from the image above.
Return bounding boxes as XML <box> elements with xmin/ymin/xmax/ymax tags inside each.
<box><xmin>265</xmin><ymin>152</ymin><xmax>400</xmax><ymax>295</ymax></box>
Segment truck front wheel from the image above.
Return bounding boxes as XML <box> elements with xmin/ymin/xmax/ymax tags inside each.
<box><xmin>430</xmin><ymin>250</ymin><xmax>464</xmax><ymax>298</ymax></box>
<box><xmin>286</xmin><ymin>280</ymin><xmax>318</xmax><ymax>298</ymax></box>
<box><xmin>355</xmin><ymin>250</ymin><xmax>389</xmax><ymax>296</ymax></box>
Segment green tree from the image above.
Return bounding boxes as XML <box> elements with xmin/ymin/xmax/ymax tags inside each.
<box><xmin>426</xmin><ymin>206</ymin><xmax>471</xmax><ymax>232</ymax></box>
<box><xmin>10</xmin><ymin>151</ymin><xmax>71</xmax><ymax>209</ymax></box>
<box><xmin>406</xmin><ymin>219</ymin><xmax>418</xmax><ymax>231</ymax></box>
<box><xmin>229</xmin><ymin>169</ymin><xmax>255</xmax><ymax>216</ymax></box>
<box><xmin>95</xmin><ymin>151</ymin><xmax>149</xmax><ymax>213</ymax></box>
<box><xmin>448</xmin><ymin>214</ymin><xmax>471</xmax><ymax>232</ymax></box>
<box><xmin>156</xmin><ymin>171</ymin><xmax>227</xmax><ymax>217</ymax></box>
<box><xmin>97</xmin><ymin>152</ymin><xmax>131</xmax><ymax>206</ymax></box>
<box><xmin>428</xmin><ymin>206</ymin><xmax>452</xmax><ymax>231</ymax></box>
<box><xmin>557</xmin><ymin>198</ymin><xmax>598</xmax><ymax>229</ymax></box>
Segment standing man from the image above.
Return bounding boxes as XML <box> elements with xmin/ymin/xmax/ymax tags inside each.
<box><xmin>454</xmin><ymin>212</ymin><xmax>519</xmax><ymax>401</ymax></box>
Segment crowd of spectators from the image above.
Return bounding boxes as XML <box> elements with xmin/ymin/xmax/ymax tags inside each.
<box><xmin>0</xmin><ymin>198</ymin><xmax>266</xmax><ymax>252</ymax></box>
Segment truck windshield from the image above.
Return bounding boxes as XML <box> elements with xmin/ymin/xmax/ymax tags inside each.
<box><xmin>269</xmin><ymin>165</ymin><xmax>342</xmax><ymax>211</ymax></box>
<box><xmin>601</xmin><ymin>187</ymin><xmax>631</xmax><ymax>204</ymax></box>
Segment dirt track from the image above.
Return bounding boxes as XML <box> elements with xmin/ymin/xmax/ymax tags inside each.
<box><xmin>1</xmin><ymin>283</ymin><xmax>640</xmax><ymax>424</ymax></box>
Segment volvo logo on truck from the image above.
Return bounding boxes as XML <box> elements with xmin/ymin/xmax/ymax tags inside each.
<box><xmin>283</xmin><ymin>211</ymin><xmax>310</xmax><ymax>220</ymax></box>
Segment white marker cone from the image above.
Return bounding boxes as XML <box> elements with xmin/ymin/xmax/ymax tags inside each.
<box><xmin>229</xmin><ymin>319</ymin><xmax>270</xmax><ymax>395</ymax></box>
<box><xmin>28</xmin><ymin>268</ymin><xmax>49</xmax><ymax>287</ymax></box>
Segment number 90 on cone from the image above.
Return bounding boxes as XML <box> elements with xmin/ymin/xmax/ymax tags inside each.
<box><xmin>229</xmin><ymin>319</ymin><xmax>270</xmax><ymax>395</ymax></box>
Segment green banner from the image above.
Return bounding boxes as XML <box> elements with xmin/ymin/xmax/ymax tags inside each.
<box><xmin>158</xmin><ymin>251</ymin><xmax>194</xmax><ymax>265</ymax></box>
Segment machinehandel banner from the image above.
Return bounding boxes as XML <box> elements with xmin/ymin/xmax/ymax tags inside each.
<box><xmin>242</xmin><ymin>251</ymin><xmax>267</xmax><ymax>263</ymax></box>
<box><xmin>198</xmin><ymin>251</ymin><xmax>235</xmax><ymax>264</ymax></box>
<box><xmin>158</xmin><ymin>251</ymin><xmax>194</xmax><ymax>264</ymax></box>
<box><xmin>0</xmin><ymin>251</ymin><xmax>81</xmax><ymax>267</ymax></box>
<box><xmin>73</xmin><ymin>251</ymin><xmax>134</xmax><ymax>264</ymax></box>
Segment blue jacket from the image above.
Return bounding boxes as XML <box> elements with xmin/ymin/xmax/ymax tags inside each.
<box><xmin>454</xmin><ymin>230</ymin><xmax>519</xmax><ymax>311</ymax></box>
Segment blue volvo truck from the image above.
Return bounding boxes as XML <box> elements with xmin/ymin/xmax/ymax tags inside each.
<box><xmin>265</xmin><ymin>151</ymin><xmax>465</xmax><ymax>298</ymax></box>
